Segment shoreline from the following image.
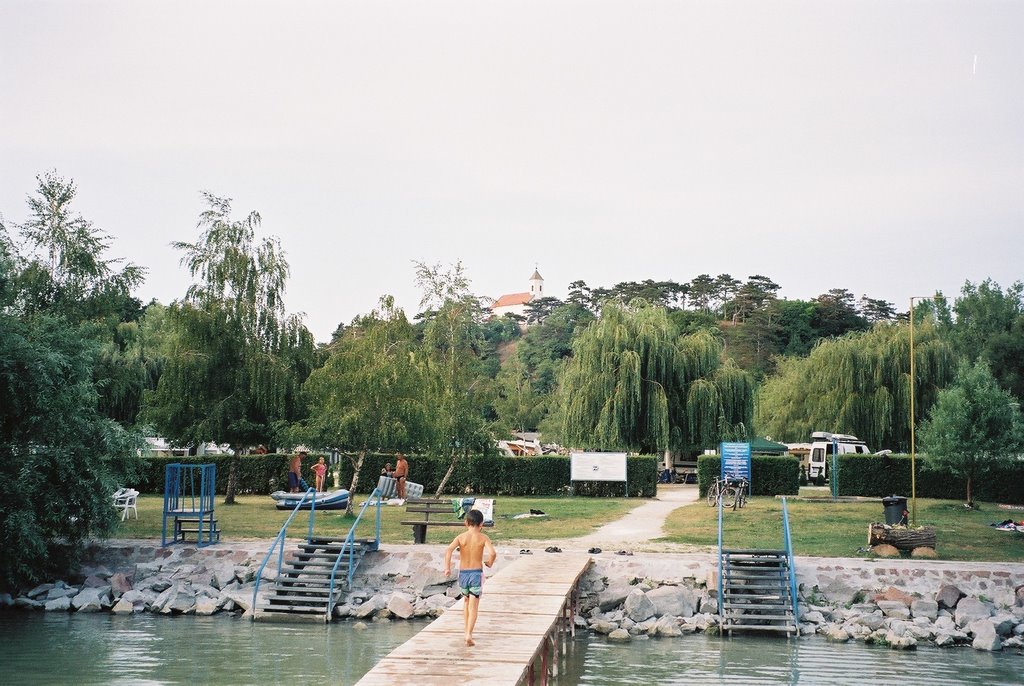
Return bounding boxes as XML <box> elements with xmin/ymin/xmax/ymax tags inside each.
<box><xmin>2</xmin><ymin>539</ymin><xmax>1022</xmax><ymax>654</ymax></box>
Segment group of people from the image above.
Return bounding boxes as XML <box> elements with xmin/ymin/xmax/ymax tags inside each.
<box><xmin>286</xmin><ymin>450</ymin><xmax>410</xmax><ymax>496</ymax></box>
<box><xmin>381</xmin><ymin>453</ymin><xmax>409</xmax><ymax>498</ymax></box>
<box><xmin>287</xmin><ymin>449</ymin><xmax>329</xmax><ymax>493</ymax></box>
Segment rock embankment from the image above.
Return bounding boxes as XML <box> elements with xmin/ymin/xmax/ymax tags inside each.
<box><xmin>2</xmin><ymin>542</ymin><xmax>1022</xmax><ymax>656</ymax></box>
<box><xmin>577</xmin><ymin>568</ymin><xmax>1024</xmax><ymax>653</ymax></box>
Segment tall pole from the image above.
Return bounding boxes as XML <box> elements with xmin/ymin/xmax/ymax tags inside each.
<box><xmin>908</xmin><ymin>295</ymin><xmax>933</xmax><ymax>527</ymax></box>
<box><xmin>909</xmin><ymin>297</ymin><xmax>917</xmax><ymax>526</ymax></box>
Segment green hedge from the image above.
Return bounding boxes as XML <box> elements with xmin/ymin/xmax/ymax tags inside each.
<box><xmin>135</xmin><ymin>453</ymin><xmax>659</xmax><ymax>498</ymax></box>
<box><xmin>697</xmin><ymin>454</ymin><xmax>800</xmax><ymax>497</ymax></box>
<box><xmin>835</xmin><ymin>454</ymin><xmax>1024</xmax><ymax>503</ymax></box>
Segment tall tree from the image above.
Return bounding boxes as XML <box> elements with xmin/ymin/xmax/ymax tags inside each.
<box><xmin>811</xmin><ymin>288</ymin><xmax>868</xmax><ymax>338</ymax></box>
<box><xmin>299</xmin><ymin>296</ymin><xmax>428</xmax><ymax>511</ymax></box>
<box><xmin>143</xmin><ymin>193</ymin><xmax>315</xmax><ymax>503</ymax></box>
<box><xmin>557</xmin><ymin>302</ymin><xmax>753</xmax><ymax>454</ymax></box>
<box><xmin>756</xmin><ymin>322</ymin><xmax>955</xmax><ymax>451</ymax></box>
<box><xmin>0</xmin><ymin>176</ymin><xmax>143</xmax><ymax>587</ymax></box>
<box><xmin>414</xmin><ymin>261</ymin><xmax>494</xmax><ymax>495</ymax></box>
<box><xmin>920</xmin><ymin>360</ymin><xmax>1024</xmax><ymax>507</ymax></box>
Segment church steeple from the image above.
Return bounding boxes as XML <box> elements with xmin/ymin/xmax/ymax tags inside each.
<box><xmin>529</xmin><ymin>265</ymin><xmax>544</xmax><ymax>300</ymax></box>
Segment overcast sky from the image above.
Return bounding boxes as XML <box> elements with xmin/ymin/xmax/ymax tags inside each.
<box><xmin>2</xmin><ymin>1</ymin><xmax>1021</xmax><ymax>342</ymax></box>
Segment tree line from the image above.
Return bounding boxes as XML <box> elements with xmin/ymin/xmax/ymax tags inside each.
<box><xmin>2</xmin><ymin>172</ymin><xmax>1022</xmax><ymax>585</ymax></box>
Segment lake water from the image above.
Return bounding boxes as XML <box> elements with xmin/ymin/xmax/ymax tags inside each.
<box><xmin>2</xmin><ymin>612</ymin><xmax>1020</xmax><ymax>685</ymax></box>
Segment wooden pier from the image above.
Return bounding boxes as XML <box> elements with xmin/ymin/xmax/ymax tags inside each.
<box><xmin>355</xmin><ymin>553</ymin><xmax>592</xmax><ymax>686</ymax></box>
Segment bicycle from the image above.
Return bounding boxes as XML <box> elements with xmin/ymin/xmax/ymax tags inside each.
<box><xmin>707</xmin><ymin>477</ymin><xmax>735</xmax><ymax>508</ymax></box>
<box><xmin>729</xmin><ymin>477</ymin><xmax>749</xmax><ymax>510</ymax></box>
<box><xmin>706</xmin><ymin>476</ymin><xmax>749</xmax><ymax>510</ymax></box>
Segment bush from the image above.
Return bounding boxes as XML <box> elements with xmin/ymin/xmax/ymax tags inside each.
<box><xmin>135</xmin><ymin>453</ymin><xmax>659</xmax><ymax>498</ymax></box>
<box><xmin>836</xmin><ymin>454</ymin><xmax>1024</xmax><ymax>503</ymax></box>
<box><xmin>697</xmin><ymin>454</ymin><xmax>800</xmax><ymax>497</ymax></box>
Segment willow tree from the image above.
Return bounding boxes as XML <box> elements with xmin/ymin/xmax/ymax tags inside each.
<box><xmin>143</xmin><ymin>193</ymin><xmax>315</xmax><ymax>503</ymax></box>
<box><xmin>756</xmin><ymin>322</ymin><xmax>955</xmax><ymax>451</ymax></box>
<box><xmin>558</xmin><ymin>302</ymin><xmax>753</xmax><ymax>454</ymax></box>
<box><xmin>299</xmin><ymin>296</ymin><xmax>429</xmax><ymax>512</ymax></box>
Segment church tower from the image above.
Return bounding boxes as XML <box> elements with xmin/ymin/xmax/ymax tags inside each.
<box><xmin>529</xmin><ymin>267</ymin><xmax>544</xmax><ymax>300</ymax></box>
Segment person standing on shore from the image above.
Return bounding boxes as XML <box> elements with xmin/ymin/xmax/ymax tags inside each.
<box><xmin>394</xmin><ymin>453</ymin><xmax>408</xmax><ymax>499</ymax></box>
<box><xmin>288</xmin><ymin>451</ymin><xmax>304</xmax><ymax>493</ymax></box>
<box><xmin>443</xmin><ymin>509</ymin><xmax>497</xmax><ymax>647</ymax></box>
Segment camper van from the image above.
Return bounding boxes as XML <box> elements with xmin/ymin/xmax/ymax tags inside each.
<box><xmin>807</xmin><ymin>432</ymin><xmax>871</xmax><ymax>479</ymax></box>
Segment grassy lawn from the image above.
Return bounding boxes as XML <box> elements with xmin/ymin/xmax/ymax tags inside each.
<box><xmin>659</xmin><ymin>494</ymin><xmax>1024</xmax><ymax>562</ymax></box>
<box><xmin>114</xmin><ymin>494</ymin><xmax>639</xmax><ymax>545</ymax></box>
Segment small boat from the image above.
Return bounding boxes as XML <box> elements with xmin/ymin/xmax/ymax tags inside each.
<box><xmin>270</xmin><ymin>489</ymin><xmax>350</xmax><ymax>511</ymax></box>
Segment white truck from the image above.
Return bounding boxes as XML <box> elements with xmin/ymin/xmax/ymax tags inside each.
<box><xmin>806</xmin><ymin>431</ymin><xmax>871</xmax><ymax>479</ymax></box>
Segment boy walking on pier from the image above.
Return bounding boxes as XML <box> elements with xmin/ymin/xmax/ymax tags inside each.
<box><xmin>444</xmin><ymin>509</ymin><xmax>497</xmax><ymax>646</ymax></box>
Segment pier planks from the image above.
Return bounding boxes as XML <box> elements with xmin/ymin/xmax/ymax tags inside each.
<box><xmin>355</xmin><ymin>553</ymin><xmax>591</xmax><ymax>686</ymax></box>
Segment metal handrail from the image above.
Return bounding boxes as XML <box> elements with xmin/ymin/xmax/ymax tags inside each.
<box><xmin>251</xmin><ymin>488</ymin><xmax>318</xmax><ymax>617</ymax></box>
<box><xmin>781</xmin><ymin>496</ymin><xmax>800</xmax><ymax>625</ymax></box>
<box><xmin>716</xmin><ymin>486</ymin><xmax>724</xmax><ymax>627</ymax></box>
<box><xmin>326</xmin><ymin>488</ymin><xmax>382</xmax><ymax>617</ymax></box>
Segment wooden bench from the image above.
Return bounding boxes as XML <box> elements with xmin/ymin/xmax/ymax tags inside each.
<box><xmin>400</xmin><ymin>498</ymin><xmax>493</xmax><ymax>544</ymax></box>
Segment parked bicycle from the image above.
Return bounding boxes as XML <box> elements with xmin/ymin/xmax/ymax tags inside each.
<box><xmin>706</xmin><ymin>476</ymin><xmax>749</xmax><ymax>510</ymax></box>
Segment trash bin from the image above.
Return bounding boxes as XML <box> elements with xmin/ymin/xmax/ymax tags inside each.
<box><xmin>882</xmin><ymin>495</ymin><xmax>909</xmax><ymax>525</ymax></box>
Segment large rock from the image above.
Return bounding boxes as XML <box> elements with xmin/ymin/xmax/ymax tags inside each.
<box><xmin>590</xmin><ymin>619</ymin><xmax>618</xmax><ymax>635</ymax></box>
<box><xmin>654</xmin><ymin>616</ymin><xmax>682</xmax><ymax>637</ymax></box>
<box><xmin>71</xmin><ymin>588</ymin><xmax>105</xmax><ymax>613</ymax></box>
<box><xmin>911</xmin><ymin>547</ymin><xmax>938</xmax><ymax>559</ymax></box>
<box><xmin>109</xmin><ymin>572</ymin><xmax>133</xmax><ymax>597</ymax></box>
<box><xmin>873</xmin><ymin>587</ymin><xmax>914</xmax><ymax>606</ymax></box>
<box><xmin>970</xmin><ymin>620</ymin><xmax>1002</xmax><ymax>651</ymax></box>
<box><xmin>219</xmin><ymin>589</ymin><xmax>253</xmax><ymax>613</ymax></box>
<box><xmin>624</xmin><ymin>589</ymin><xmax>656</xmax><ymax>623</ymax></box>
<box><xmin>353</xmin><ymin>596</ymin><xmax>383</xmax><ymax>619</ymax></box>
<box><xmin>910</xmin><ymin>599</ymin><xmax>938</xmax><ymax>621</ymax></box>
<box><xmin>111</xmin><ymin>598</ymin><xmax>134</xmax><ymax>614</ymax></box>
<box><xmin>607</xmin><ymin>628</ymin><xmax>631</xmax><ymax>642</ymax></box>
<box><xmin>387</xmin><ymin>593</ymin><xmax>415</xmax><ymax>620</ymax></box>
<box><xmin>45</xmin><ymin>585</ymin><xmax>78</xmax><ymax>602</ymax></box>
<box><xmin>801</xmin><ymin>610</ymin><xmax>826</xmax><ymax>625</ymax></box>
<box><xmin>194</xmin><ymin>597</ymin><xmax>219</xmax><ymax>616</ymax></box>
<box><xmin>597</xmin><ymin>581</ymin><xmax>633</xmax><ymax>611</ymax></box>
<box><xmin>1016</xmin><ymin>585</ymin><xmax>1024</xmax><ymax>607</ymax></box>
<box><xmin>991</xmin><ymin>613</ymin><xmax>1015</xmax><ymax>637</ymax></box>
<box><xmin>856</xmin><ymin>612</ymin><xmax>885</xmax><ymax>631</ymax></box>
<box><xmin>211</xmin><ymin>563</ymin><xmax>237</xmax><ymax>591</ymax></box>
<box><xmin>0</xmin><ymin>593</ymin><xmax>14</xmax><ymax>607</ymax></box>
<box><xmin>825</xmin><ymin>626</ymin><xmax>850</xmax><ymax>642</ymax></box>
<box><xmin>935</xmin><ymin>584</ymin><xmax>964</xmax><ymax>610</ymax></box>
<box><xmin>877</xmin><ymin>601</ymin><xmax>910</xmax><ymax>619</ymax></box>
<box><xmin>44</xmin><ymin>596</ymin><xmax>72</xmax><ymax>612</ymax></box>
<box><xmin>871</xmin><ymin>544</ymin><xmax>900</xmax><ymax>558</ymax></box>
<box><xmin>27</xmin><ymin>583</ymin><xmax>54</xmax><ymax>599</ymax></box>
<box><xmin>955</xmin><ymin>598</ymin><xmax>992</xmax><ymax>627</ymax></box>
<box><xmin>163</xmin><ymin>586</ymin><xmax>197</xmax><ymax>614</ymax></box>
<box><xmin>645</xmin><ymin>586</ymin><xmax>695</xmax><ymax>619</ymax></box>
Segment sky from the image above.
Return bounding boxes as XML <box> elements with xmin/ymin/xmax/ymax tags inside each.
<box><xmin>2</xmin><ymin>1</ymin><xmax>1022</xmax><ymax>342</ymax></box>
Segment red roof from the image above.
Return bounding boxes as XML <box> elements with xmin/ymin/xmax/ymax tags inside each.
<box><xmin>492</xmin><ymin>292</ymin><xmax>532</xmax><ymax>308</ymax></box>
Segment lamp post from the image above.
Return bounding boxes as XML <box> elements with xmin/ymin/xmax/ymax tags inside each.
<box><xmin>908</xmin><ymin>295</ymin><xmax>934</xmax><ymax>526</ymax></box>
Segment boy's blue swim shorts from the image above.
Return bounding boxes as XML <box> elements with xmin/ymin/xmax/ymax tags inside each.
<box><xmin>459</xmin><ymin>569</ymin><xmax>483</xmax><ymax>597</ymax></box>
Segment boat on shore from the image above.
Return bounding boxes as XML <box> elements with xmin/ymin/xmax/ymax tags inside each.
<box><xmin>270</xmin><ymin>488</ymin><xmax>350</xmax><ymax>511</ymax></box>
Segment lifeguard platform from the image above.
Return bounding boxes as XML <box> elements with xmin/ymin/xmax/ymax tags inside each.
<box><xmin>161</xmin><ymin>463</ymin><xmax>220</xmax><ymax>547</ymax></box>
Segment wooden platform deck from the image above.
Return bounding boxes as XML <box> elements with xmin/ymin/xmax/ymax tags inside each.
<box><xmin>355</xmin><ymin>553</ymin><xmax>593</xmax><ymax>686</ymax></box>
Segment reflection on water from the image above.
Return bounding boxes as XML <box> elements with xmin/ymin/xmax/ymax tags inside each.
<box><xmin>564</xmin><ymin>632</ymin><xmax>1023</xmax><ymax>685</ymax></box>
<box><xmin>0</xmin><ymin>612</ymin><xmax>424</xmax><ymax>686</ymax></box>
<box><xmin>2</xmin><ymin>612</ymin><xmax>1021</xmax><ymax>685</ymax></box>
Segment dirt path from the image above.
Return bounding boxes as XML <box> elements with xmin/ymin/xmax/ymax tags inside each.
<box><xmin>505</xmin><ymin>484</ymin><xmax>705</xmax><ymax>554</ymax></box>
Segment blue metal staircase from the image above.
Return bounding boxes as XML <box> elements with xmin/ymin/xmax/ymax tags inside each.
<box><xmin>717</xmin><ymin>496</ymin><xmax>800</xmax><ymax>636</ymax></box>
<box><xmin>252</xmin><ymin>488</ymin><xmax>382</xmax><ymax>622</ymax></box>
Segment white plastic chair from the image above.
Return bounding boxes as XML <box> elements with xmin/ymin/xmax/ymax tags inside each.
<box><xmin>113</xmin><ymin>488</ymin><xmax>139</xmax><ymax>521</ymax></box>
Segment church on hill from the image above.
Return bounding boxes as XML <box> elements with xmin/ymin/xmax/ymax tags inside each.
<box><xmin>490</xmin><ymin>268</ymin><xmax>544</xmax><ymax>319</ymax></box>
